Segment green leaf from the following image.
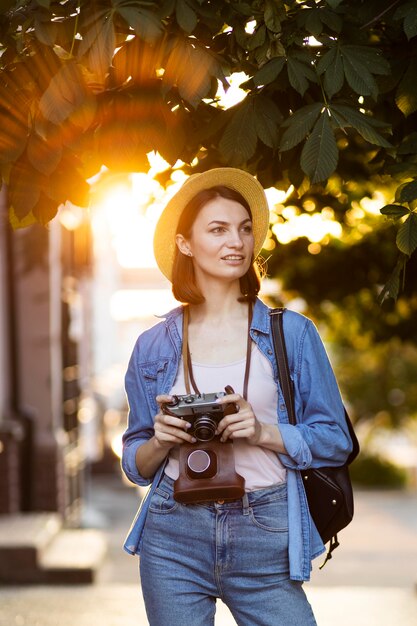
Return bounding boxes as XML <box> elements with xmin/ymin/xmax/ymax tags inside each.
<box><xmin>378</xmin><ymin>256</ymin><xmax>405</xmax><ymax>303</ymax></box>
<box><xmin>8</xmin><ymin>207</ymin><xmax>38</xmax><ymax>230</ymax></box>
<box><xmin>9</xmin><ymin>158</ymin><xmax>43</xmax><ymax>219</ymax></box>
<box><xmin>396</xmin><ymin>213</ymin><xmax>417</xmax><ymax>255</ymax></box>
<box><xmin>287</xmin><ymin>54</ymin><xmax>316</xmax><ymax>97</ymax></box>
<box><xmin>300</xmin><ymin>110</ymin><xmax>338</xmax><ymax>183</ymax></box>
<box><xmin>247</xmin><ymin>24</ymin><xmax>266</xmax><ymax>51</ymax></box>
<box><xmin>78</xmin><ymin>11</ymin><xmax>115</xmax><ymax>75</ymax></box>
<box><xmin>398</xmin><ymin>132</ymin><xmax>417</xmax><ymax>155</ymax></box>
<box><xmin>320</xmin><ymin>8</ymin><xmax>343</xmax><ymax>33</ymax></box>
<box><xmin>305</xmin><ymin>9</ymin><xmax>324</xmax><ymax>36</ymax></box>
<box><xmin>280</xmin><ymin>103</ymin><xmax>323</xmax><ymax>151</ymax></box>
<box><xmin>254</xmin><ymin>39</ymin><xmax>272</xmax><ymax>67</ymax></box>
<box><xmin>157</xmin><ymin>105</ymin><xmax>187</xmax><ymax>165</ymax></box>
<box><xmin>163</xmin><ymin>39</ymin><xmax>221</xmax><ymax>107</ymax></box>
<box><xmin>394</xmin><ymin>1</ymin><xmax>417</xmax><ymax>40</ymax></box>
<box><xmin>396</xmin><ymin>58</ymin><xmax>417</xmax><ymax>117</ymax></box>
<box><xmin>399</xmin><ymin>179</ymin><xmax>417</xmax><ymax>203</ymax></box>
<box><xmin>264</xmin><ymin>0</ymin><xmax>283</xmax><ymax>33</ymax></box>
<box><xmin>158</xmin><ymin>0</ymin><xmax>176</xmax><ymax>18</ymax></box>
<box><xmin>338</xmin><ymin>44</ymin><xmax>389</xmax><ymax>100</ymax></box>
<box><xmin>325</xmin><ymin>0</ymin><xmax>344</xmax><ymax>8</ymax></box>
<box><xmin>27</xmin><ymin>133</ymin><xmax>62</xmax><ymax>176</ymax></box>
<box><xmin>317</xmin><ymin>46</ymin><xmax>344</xmax><ymax>98</ymax></box>
<box><xmin>317</xmin><ymin>47</ymin><xmax>336</xmax><ymax>74</ymax></box>
<box><xmin>253</xmin><ymin>95</ymin><xmax>282</xmax><ymax>149</ymax></box>
<box><xmin>39</xmin><ymin>63</ymin><xmax>87</xmax><ymax>125</ymax></box>
<box><xmin>0</xmin><ymin>111</ymin><xmax>27</xmax><ymax>165</ymax></box>
<box><xmin>253</xmin><ymin>57</ymin><xmax>285</xmax><ymax>87</ymax></box>
<box><xmin>330</xmin><ymin>104</ymin><xmax>392</xmax><ymax>148</ymax></box>
<box><xmin>175</xmin><ymin>0</ymin><xmax>198</xmax><ymax>34</ymax></box>
<box><xmin>32</xmin><ymin>193</ymin><xmax>60</xmax><ymax>226</ymax></box>
<box><xmin>117</xmin><ymin>5</ymin><xmax>163</xmax><ymax>41</ymax></box>
<box><xmin>380</xmin><ymin>204</ymin><xmax>410</xmax><ymax>219</ymax></box>
<box><xmin>35</xmin><ymin>18</ymin><xmax>58</xmax><ymax>46</ymax></box>
<box><xmin>340</xmin><ymin>46</ymin><xmax>378</xmax><ymax>98</ymax></box>
<box><xmin>219</xmin><ymin>100</ymin><xmax>258</xmax><ymax>166</ymax></box>
<box><xmin>341</xmin><ymin>45</ymin><xmax>390</xmax><ymax>76</ymax></box>
<box><xmin>79</xmin><ymin>7</ymin><xmax>110</xmax><ymax>31</ymax></box>
<box><xmin>89</xmin><ymin>14</ymin><xmax>115</xmax><ymax>75</ymax></box>
<box><xmin>404</xmin><ymin>7</ymin><xmax>417</xmax><ymax>39</ymax></box>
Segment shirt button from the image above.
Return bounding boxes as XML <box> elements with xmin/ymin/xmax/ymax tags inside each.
<box><xmin>267</xmin><ymin>349</ymin><xmax>273</xmax><ymax>355</ymax></box>
<box><xmin>253</xmin><ymin>330</ymin><xmax>258</xmax><ymax>336</ymax></box>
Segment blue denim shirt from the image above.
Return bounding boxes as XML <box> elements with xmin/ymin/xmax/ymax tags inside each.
<box><xmin>121</xmin><ymin>297</ymin><xmax>353</xmax><ymax>581</ymax></box>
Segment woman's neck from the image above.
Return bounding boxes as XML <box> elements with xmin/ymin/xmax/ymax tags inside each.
<box><xmin>189</xmin><ymin>285</ymin><xmax>248</xmax><ymax>324</ymax></box>
<box><xmin>186</xmin><ymin>296</ymin><xmax>251</xmax><ymax>364</ymax></box>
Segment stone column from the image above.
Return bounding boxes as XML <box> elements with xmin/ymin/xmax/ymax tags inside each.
<box><xmin>0</xmin><ymin>188</ymin><xmax>23</xmax><ymax>514</ymax></box>
<box><xmin>13</xmin><ymin>220</ymin><xmax>68</xmax><ymax>514</ymax></box>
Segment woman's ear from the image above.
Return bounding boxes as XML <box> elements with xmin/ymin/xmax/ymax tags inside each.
<box><xmin>175</xmin><ymin>234</ymin><xmax>192</xmax><ymax>257</ymax></box>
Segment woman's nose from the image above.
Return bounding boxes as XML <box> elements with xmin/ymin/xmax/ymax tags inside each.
<box><xmin>227</xmin><ymin>229</ymin><xmax>244</xmax><ymax>247</ymax></box>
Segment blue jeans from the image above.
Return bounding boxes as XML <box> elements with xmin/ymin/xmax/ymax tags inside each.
<box><xmin>139</xmin><ymin>474</ymin><xmax>317</xmax><ymax>626</ymax></box>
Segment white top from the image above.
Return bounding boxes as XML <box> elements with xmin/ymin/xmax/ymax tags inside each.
<box><xmin>164</xmin><ymin>343</ymin><xmax>286</xmax><ymax>491</ymax></box>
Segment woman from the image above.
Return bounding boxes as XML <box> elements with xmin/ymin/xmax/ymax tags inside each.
<box><xmin>122</xmin><ymin>168</ymin><xmax>353</xmax><ymax>625</ymax></box>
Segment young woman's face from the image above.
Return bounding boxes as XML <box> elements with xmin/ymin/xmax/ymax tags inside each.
<box><xmin>177</xmin><ymin>196</ymin><xmax>255</xmax><ymax>285</ymax></box>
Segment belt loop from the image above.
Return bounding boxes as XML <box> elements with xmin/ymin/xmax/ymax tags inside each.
<box><xmin>242</xmin><ymin>493</ymin><xmax>249</xmax><ymax>515</ymax></box>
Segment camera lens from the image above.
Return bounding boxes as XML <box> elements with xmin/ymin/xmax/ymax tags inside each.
<box><xmin>193</xmin><ymin>414</ymin><xmax>217</xmax><ymax>441</ymax></box>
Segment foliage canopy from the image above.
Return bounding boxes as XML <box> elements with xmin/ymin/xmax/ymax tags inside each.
<box><xmin>1</xmin><ymin>0</ymin><xmax>417</xmax><ymax>298</ymax></box>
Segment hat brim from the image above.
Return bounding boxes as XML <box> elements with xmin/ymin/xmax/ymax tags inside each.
<box><xmin>153</xmin><ymin>168</ymin><xmax>269</xmax><ymax>281</ymax></box>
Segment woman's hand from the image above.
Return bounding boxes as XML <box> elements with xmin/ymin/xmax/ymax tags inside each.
<box><xmin>153</xmin><ymin>395</ymin><xmax>197</xmax><ymax>449</ymax></box>
<box><xmin>215</xmin><ymin>393</ymin><xmax>262</xmax><ymax>445</ymax></box>
<box><xmin>215</xmin><ymin>393</ymin><xmax>287</xmax><ymax>453</ymax></box>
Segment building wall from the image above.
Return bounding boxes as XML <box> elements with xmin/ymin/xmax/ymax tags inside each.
<box><xmin>0</xmin><ymin>187</ymin><xmax>10</xmax><ymax>424</ymax></box>
<box><xmin>0</xmin><ymin>187</ymin><xmax>23</xmax><ymax>512</ymax></box>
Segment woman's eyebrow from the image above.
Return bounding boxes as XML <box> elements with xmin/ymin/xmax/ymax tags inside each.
<box><xmin>207</xmin><ymin>218</ymin><xmax>252</xmax><ymax>226</ymax></box>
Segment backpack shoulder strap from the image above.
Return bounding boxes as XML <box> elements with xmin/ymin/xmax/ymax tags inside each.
<box><xmin>269</xmin><ymin>307</ymin><xmax>360</xmax><ymax>464</ymax></box>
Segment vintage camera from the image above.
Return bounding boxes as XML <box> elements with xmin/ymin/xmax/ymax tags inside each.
<box><xmin>163</xmin><ymin>388</ymin><xmax>245</xmax><ymax>501</ymax></box>
<box><xmin>162</xmin><ymin>390</ymin><xmax>236</xmax><ymax>442</ymax></box>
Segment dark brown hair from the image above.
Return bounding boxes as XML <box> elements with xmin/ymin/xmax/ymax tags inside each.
<box><xmin>171</xmin><ymin>186</ymin><xmax>262</xmax><ymax>304</ymax></box>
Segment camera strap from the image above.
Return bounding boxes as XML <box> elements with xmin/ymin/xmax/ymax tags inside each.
<box><xmin>181</xmin><ymin>303</ymin><xmax>253</xmax><ymax>400</ymax></box>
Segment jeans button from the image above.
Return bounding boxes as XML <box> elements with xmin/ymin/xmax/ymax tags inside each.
<box><xmin>217</xmin><ymin>499</ymin><xmax>225</xmax><ymax>504</ymax></box>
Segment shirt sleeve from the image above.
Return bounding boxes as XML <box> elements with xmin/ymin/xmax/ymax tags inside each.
<box><xmin>121</xmin><ymin>341</ymin><xmax>156</xmax><ymax>487</ymax></box>
<box><xmin>278</xmin><ymin>318</ymin><xmax>353</xmax><ymax>470</ymax></box>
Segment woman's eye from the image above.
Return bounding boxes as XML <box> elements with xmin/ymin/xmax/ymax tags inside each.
<box><xmin>242</xmin><ymin>225</ymin><xmax>253</xmax><ymax>233</ymax></box>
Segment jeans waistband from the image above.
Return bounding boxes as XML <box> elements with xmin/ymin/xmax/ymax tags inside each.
<box><xmin>159</xmin><ymin>473</ymin><xmax>287</xmax><ymax>510</ymax></box>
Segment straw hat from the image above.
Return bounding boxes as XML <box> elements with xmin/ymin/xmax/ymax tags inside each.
<box><xmin>153</xmin><ymin>167</ymin><xmax>269</xmax><ymax>281</ymax></box>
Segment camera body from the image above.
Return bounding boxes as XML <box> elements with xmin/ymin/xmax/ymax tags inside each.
<box><xmin>163</xmin><ymin>389</ymin><xmax>245</xmax><ymax>502</ymax></box>
<box><xmin>162</xmin><ymin>391</ymin><xmax>234</xmax><ymax>442</ymax></box>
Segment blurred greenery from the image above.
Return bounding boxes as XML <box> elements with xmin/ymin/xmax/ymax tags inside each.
<box><xmin>350</xmin><ymin>453</ymin><xmax>408</xmax><ymax>489</ymax></box>
<box><xmin>265</xmin><ymin>179</ymin><xmax>417</xmax><ymax>487</ymax></box>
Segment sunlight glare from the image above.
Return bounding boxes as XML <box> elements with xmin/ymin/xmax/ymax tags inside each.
<box><xmin>110</xmin><ymin>289</ymin><xmax>178</xmax><ymax>321</ymax></box>
<box><xmin>93</xmin><ymin>173</ymin><xmax>171</xmax><ymax>269</ymax></box>
<box><xmin>265</xmin><ymin>187</ymin><xmax>293</xmax><ymax>206</ymax></box>
<box><xmin>216</xmin><ymin>72</ymin><xmax>249</xmax><ymax>109</ymax></box>
<box><xmin>272</xmin><ymin>210</ymin><xmax>343</xmax><ymax>246</ymax></box>
<box><xmin>59</xmin><ymin>201</ymin><xmax>84</xmax><ymax>231</ymax></box>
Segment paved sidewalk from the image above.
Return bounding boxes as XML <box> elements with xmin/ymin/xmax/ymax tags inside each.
<box><xmin>0</xmin><ymin>474</ymin><xmax>416</xmax><ymax>625</ymax></box>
